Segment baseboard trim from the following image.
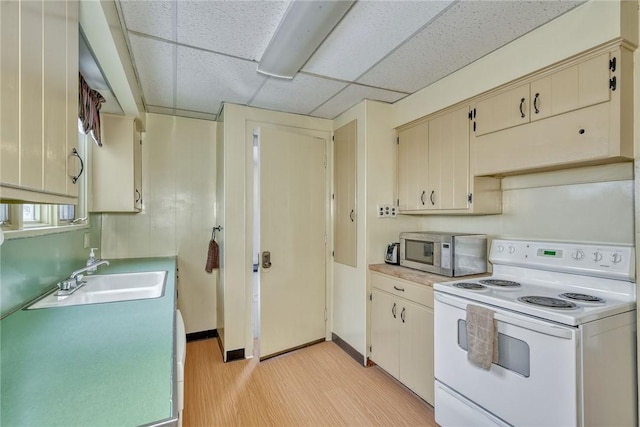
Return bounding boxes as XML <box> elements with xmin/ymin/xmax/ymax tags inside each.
<box><xmin>186</xmin><ymin>329</ymin><xmax>218</xmax><ymax>342</ymax></box>
<box><xmin>332</xmin><ymin>333</ymin><xmax>365</xmax><ymax>365</ymax></box>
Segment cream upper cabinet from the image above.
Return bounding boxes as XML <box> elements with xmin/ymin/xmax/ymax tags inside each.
<box><xmin>473</xmin><ymin>44</ymin><xmax>632</xmax><ymax>176</ymax></box>
<box><xmin>90</xmin><ymin>114</ymin><xmax>143</xmax><ymax>213</ymax></box>
<box><xmin>0</xmin><ymin>0</ymin><xmax>80</xmax><ymax>204</ymax></box>
<box><xmin>529</xmin><ymin>52</ymin><xmax>610</xmax><ymax>122</ymax></box>
<box><xmin>473</xmin><ymin>84</ymin><xmax>530</xmax><ymax>136</ymax></box>
<box><xmin>370</xmin><ymin>272</ymin><xmax>434</xmax><ymax>405</ymax></box>
<box><xmin>397</xmin><ymin>107</ymin><xmax>501</xmax><ymax>215</ymax></box>
<box><xmin>427</xmin><ymin>106</ymin><xmax>470</xmax><ymax>210</ymax></box>
<box><xmin>397</xmin><ymin>120</ymin><xmax>428</xmax><ymax>211</ymax></box>
<box><xmin>333</xmin><ymin>120</ymin><xmax>357</xmax><ymax>267</ymax></box>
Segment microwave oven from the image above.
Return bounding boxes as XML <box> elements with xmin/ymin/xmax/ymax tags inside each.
<box><xmin>399</xmin><ymin>232</ymin><xmax>487</xmax><ymax>277</ymax></box>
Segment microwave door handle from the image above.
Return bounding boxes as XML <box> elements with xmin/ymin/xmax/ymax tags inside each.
<box><xmin>434</xmin><ymin>293</ymin><xmax>574</xmax><ymax>340</ymax></box>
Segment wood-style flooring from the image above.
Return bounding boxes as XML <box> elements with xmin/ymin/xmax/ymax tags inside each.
<box><xmin>183</xmin><ymin>339</ymin><xmax>437</xmax><ymax>426</ymax></box>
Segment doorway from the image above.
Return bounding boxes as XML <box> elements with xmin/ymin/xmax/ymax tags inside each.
<box><xmin>253</xmin><ymin>126</ymin><xmax>328</xmax><ymax>360</ymax></box>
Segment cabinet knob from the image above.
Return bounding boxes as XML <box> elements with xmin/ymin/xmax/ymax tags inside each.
<box><xmin>578</xmin><ymin>129</ymin><xmax>585</xmax><ymax>135</ymax></box>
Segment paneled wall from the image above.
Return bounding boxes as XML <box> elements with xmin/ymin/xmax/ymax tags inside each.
<box><xmin>101</xmin><ymin>114</ymin><xmax>217</xmax><ymax>333</ymax></box>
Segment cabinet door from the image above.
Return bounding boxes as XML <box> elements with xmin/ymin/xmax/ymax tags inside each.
<box><xmin>399</xmin><ymin>299</ymin><xmax>434</xmax><ymax>405</ymax></box>
<box><xmin>427</xmin><ymin>107</ymin><xmax>469</xmax><ymax>210</ymax></box>
<box><xmin>65</xmin><ymin>0</ymin><xmax>79</xmax><ymax>197</ymax></box>
<box><xmin>1</xmin><ymin>0</ymin><xmax>20</xmax><ymax>187</ymax></box>
<box><xmin>134</xmin><ymin>131</ymin><xmax>143</xmax><ymax>210</ymax></box>
<box><xmin>474</xmin><ymin>84</ymin><xmax>529</xmax><ymax>136</ymax></box>
<box><xmin>397</xmin><ymin>121</ymin><xmax>428</xmax><ymax>211</ymax></box>
<box><xmin>370</xmin><ymin>290</ymin><xmax>400</xmax><ymax>378</ymax></box>
<box><xmin>333</xmin><ymin>120</ymin><xmax>357</xmax><ymax>267</ymax></box>
<box><xmin>530</xmin><ymin>52</ymin><xmax>610</xmax><ymax>122</ymax></box>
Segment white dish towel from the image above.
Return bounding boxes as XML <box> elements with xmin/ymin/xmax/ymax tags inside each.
<box><xmin>466</xmin><ymin>304</ymin><xmax>499</xmax><ymax>370</ymax></box>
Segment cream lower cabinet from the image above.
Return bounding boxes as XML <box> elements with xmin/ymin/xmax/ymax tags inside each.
<box><xmin>370</xmin><ymin>271</ymin><xmax>434</xmax><ymax>405</ymax></box>
<box><xmin>90</xmin><ymin>114</ymin><xmax>142</xmax><ymax>212</ymax></box>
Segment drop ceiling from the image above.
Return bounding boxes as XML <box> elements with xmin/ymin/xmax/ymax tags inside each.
<box><xmin>113</xmin><ymin>0</ymin><xmax>585</xmax><ymax>121</ymax></box>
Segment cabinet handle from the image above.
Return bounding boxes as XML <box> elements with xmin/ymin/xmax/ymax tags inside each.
<box><xmin>393</xmin><ymin>285</ymin><xmax>405</xmax><ymax>292</ymax></box>
<box><xmin>430</xmin><ymin>190</ymin><xmax>435</xmax><ymax>206</ymax></box>
<box><xmin>392</xmin><ymin>302</ymin><xmax>397</xmax><ymax>318</ymax></box>
<box><xmin>533</xmin><ymin>93</ymin><xmax>540</xmax><ymax>114</ymax></box>
<box><xmin>420</xmin><ymin>191</ymin><xmax>426</xmax><ymax>205</ymax></box>
<box><xmin>70</xmin><ymin>148</ymin><xmax>84</xmax><ymax>184</ymax></box>
<box><xmin>401</xmin><ymin>307</ymin><xmax>406</xmax><ymax>323</ymax></box>
<box><xmin>519</xmin><ymin>98</ymin><xmax>526</xmax><ymax>118</ymax></box>
<box><xmin>350</xmin><ymin>209</ymin><xmax>355</xmax><ymax>222</ymax></box>
<box><xmin>135</xmin><ymin>189</ymin><xmax>141</xmax><ymax>203</ymax></box>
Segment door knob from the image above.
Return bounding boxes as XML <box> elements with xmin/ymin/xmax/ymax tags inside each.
<box><xmin>262</xmin><ymin>251</ymin><xmax>272</xmax><ymax>269</ymax></box>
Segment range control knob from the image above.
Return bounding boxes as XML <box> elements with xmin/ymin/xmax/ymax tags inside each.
<box><xmin>508</xmin><ymin>246</ymin><xmax>516</xmax><ymax>254</ymax></box>
<box><xmin>610</xmin><ymin>253</ymin><xmax>623</xmax><ymax>264</ymax></box>
<box><xmin>497</xmin><ymin>245</ymin><xmax>505</xmax><ymax>253</ymax></box>
<box><xmin>592</xmin><ymin>251</ymin><xmax>603</xmax><ymax>262</ymax></box>
<box><xmin>571</xmin><ymin>250</ymin><xmax>585</xmax><ymax>261</ymax></box>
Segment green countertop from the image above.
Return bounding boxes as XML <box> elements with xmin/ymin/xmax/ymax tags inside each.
<box><xmin>0</xmin><ymin>257</ymin><xmax>177</xmax><ymax>427</ymax></box>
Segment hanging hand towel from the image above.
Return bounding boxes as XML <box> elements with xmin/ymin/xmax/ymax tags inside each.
<box><xmin>466</xmin><ymin>304</ymin><xmax>498</xmax><ymax>370</ymax></box>
<box><xmin>205</xmin><ymin>238</ymin><xmax>219</xmax><ymax>273</ymax></box>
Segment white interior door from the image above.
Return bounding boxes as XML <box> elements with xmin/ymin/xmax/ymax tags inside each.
<box><xmin>259</xmin><ymin>127</ymin><xmax>327</xmax><ymax>359</ymax></box>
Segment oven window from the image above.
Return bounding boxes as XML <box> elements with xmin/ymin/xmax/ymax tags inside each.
<box><xmin>458</xmin><ymin>320</ymin><xmax>531</xmax><ymax>377</ymax></box>
<box><xmin>405</xmin><ymin>240</ymin><xmax>434</xmax><ymax>265</ymax></box>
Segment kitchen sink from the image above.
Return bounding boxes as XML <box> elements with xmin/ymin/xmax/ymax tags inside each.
<box><xmin>27</xmin><ymin>271</ymin><xmax>167</xmax><ymax>309</ymax></box>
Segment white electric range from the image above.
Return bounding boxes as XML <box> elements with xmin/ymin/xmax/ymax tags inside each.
<box><xmin>433</xmin><ymin>239</ymin><xmax>637</xmax><ymax>427</ymax></box>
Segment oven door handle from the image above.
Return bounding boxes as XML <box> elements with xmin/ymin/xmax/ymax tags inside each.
<box><xmin>435</xmin><ymin>293</ymin><xmax>575</xmax><ymax>340</ymax></box>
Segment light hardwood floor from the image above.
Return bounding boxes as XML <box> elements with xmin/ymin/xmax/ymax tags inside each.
<box><xmin>184</xmin><ymin>339</ymin><xmax>438</xmax><ymax>427</ymax></box>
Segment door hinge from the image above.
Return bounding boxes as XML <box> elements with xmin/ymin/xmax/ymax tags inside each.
<box><xmin>610</xmin><ymin>76</ymin><xmax>617</xmax><ymax>91</ymax></box>
<box><xmin>396</xmin><ymin>137</ymin><xmax>399</xmax><ymax>144</ymax></box>
<box><xmin>324</xmin><ymin>232</ymin><xmax>327</xmax><ymax>244</ymax></box>
<box><xmin>324</xmin><ymin>308</ymin><xmax>327</xmax><ymax>322</ymax></box>
<box><xmin>609</xmin><ymin>57</ymin><xmax>616</xmax><ymax>72</ymax></box>
<box><xmin>369</xmin><ymin>292</ymin><xmax>372</xmax><ymax>301</ymax></box>
<box><xmin>332</xmin><ymin>193</ymin><xmax>335</xmax><ymax>200</ymax></box>
<box><xmin>396</xmin><ymin>198</ymin><xmax>399</xmax><ymax>206</ymax></box>
<box><xmin>468</xmin><ymin>111</ymin><xmax>473</xmax><ymax>120</ymax></box>
<box><xmin>369</xmin><ymin>345</ymin><xmax>372</xmax><ymax>353</ymax></box>
<box><xmin>324</xmin><ymin>156</ymin><xmax>327</xmax><ymax>168</ymax></box>
<box><xmin>468</xmin><ymin>193</ymin><xmax>473</xmax><ymax>204</ymax></box>
<box><xmin>332</xmin><ymin>251</ymin><xmax>334</xmax><ymax>257</ymax></box>
<box><xmin>332</xmin><ymin>135</ymin><xmax>334</xmax><ymax>141</ymax></box>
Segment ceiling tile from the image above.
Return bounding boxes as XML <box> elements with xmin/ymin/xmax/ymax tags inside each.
<box><xmin>250</xmin><ymin>74</ymin><xmax>347</xmax><ymax>116</ymax></box>
<box><xmin>128</xmin><ymin>34</ymin><xmax>175</xmax><ymax>108</ymax></box>
<box><xmin>311</xmin><ymin>84</ymin><xmax>406</xmax><ymax>119</ymax></box>
<box><xmin>303</xmin><ymin>0</ymin><xmax>453</xmax><ymax>81</ymax></box>
<box><xmin>176</xmin><ymin>46</ymin><xmax>266</xmax><ymax>114</ymax></box>
<box><xmin>119</xmin><ymin>0</ymin><xmax>176</xmax><ymax>41</ymax></box>
<box><xmin>176</xmin><ymin>0</ymin><xmax>289</xmax><ymax>60</ymax></box>
<box><xmin>357</xmin><ymin>0</ymin><xmax>584</xmax><ymax>93</ymax></box>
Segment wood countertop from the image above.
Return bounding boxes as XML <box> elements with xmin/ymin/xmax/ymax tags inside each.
<box><xmin>369</xmin><ymin>263</ymin><xmax>489</xmax><ymax>287</ymax></box>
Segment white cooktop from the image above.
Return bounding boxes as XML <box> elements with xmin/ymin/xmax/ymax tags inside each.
<box><xmin>434</xmin><ymin>239</ymin><xmax>636</xmax><ymax>326</ymax></box>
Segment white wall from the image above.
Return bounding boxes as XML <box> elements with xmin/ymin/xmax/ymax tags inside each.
<box><xmin>101</xmin><ymin>113</ymin><xmax>217</xmax><ymax>334</ymax></box>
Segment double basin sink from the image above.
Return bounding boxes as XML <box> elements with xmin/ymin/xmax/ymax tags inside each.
<box><xmin>27</xmin><ymin>271</ymin><xmax>167</xmax><ymax>309</ymax></box>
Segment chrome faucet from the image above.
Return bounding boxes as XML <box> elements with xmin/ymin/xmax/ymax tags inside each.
<box><xmin>70</xmin><ymin>259</ymin><xmax>110</xmax><ymax>281</ymax></box>
<box><xmin>57</xmin><ymin>259</ymin><xmax>110</xmax><ymax>296</ymax></box>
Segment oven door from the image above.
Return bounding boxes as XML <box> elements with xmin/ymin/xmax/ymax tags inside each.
<box><xmin>434</xmin><ymin>292</ymin><xmax>580</xmax><ymax>427</ymax></box>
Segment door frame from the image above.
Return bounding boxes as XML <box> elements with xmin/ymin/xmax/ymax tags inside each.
<box><xmin>245</xmin><ymin>120</ymin><xmax>333</xmax><ymax>358</ymax></box>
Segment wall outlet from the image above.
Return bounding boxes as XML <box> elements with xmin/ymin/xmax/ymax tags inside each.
<box><xmin>377</xmin><ymin>204</ymin><xmax>397</xmax><ymax>218</ymax></box>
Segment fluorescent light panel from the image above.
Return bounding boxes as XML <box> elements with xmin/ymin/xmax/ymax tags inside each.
<box><xmin>257</xmin><ymin>0</ymin><xmax>355</xmax><ymax>79</ymax></box>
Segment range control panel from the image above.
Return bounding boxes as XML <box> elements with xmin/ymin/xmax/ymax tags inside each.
<box><xmin>490</xmin><ymin>239</ymin><xmax>635</xmax><ymax>280</ymax></box>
